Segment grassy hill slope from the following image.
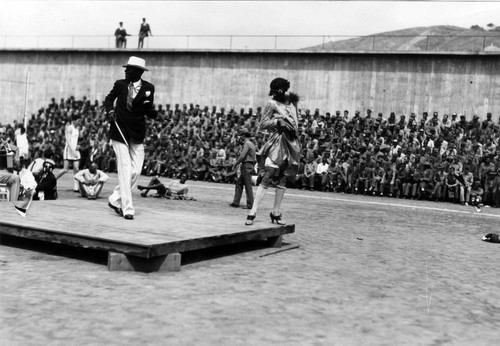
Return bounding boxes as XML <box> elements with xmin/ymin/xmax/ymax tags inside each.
<box><xmin>305</xmin><ymin>26</ymin><xmax>500</xmax><ymax>52</ymax></box>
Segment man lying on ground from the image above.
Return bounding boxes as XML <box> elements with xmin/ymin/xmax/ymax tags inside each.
<box><xmin>137</xmin><ymin>173</ymin><xmax>194</xmax><ymax>200</ymax></box>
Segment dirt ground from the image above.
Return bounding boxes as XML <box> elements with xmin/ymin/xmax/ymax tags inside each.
<box><xmin>1</xmin><ymin>173</ymin><xmax>499</xmax><ymax>346</ymax></box>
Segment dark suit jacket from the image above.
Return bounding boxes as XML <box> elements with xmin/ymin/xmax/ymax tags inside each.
<box><xmin>103</xmin><ymin>79</ymin><xmax>158</xmax><ymax>144</ymax></box>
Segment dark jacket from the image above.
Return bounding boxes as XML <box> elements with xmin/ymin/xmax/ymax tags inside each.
<box><xmin>103</xmin><ymin>79</ymin><xmax>158</xmax><ymax>144</ymax></box>
<box><xmin>34</xmin><ymin>172</ymin><xmax>57</xmax><ymax>200</ymax></box>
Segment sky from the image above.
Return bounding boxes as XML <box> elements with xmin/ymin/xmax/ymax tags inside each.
<box><xmin>1</xmin><ymin>0</ymin><xmax>499</xmax><ymax>49</ymax></box>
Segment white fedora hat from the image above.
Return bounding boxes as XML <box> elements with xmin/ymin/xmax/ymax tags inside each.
<box><xmin>122</xmin><ymin>56</ymin><xmax>148</xmax><ymax>71</ymax></box>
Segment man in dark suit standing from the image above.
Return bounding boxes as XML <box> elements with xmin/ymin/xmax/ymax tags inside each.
<box><xmin>114</xmin><ymin>22</ymin><xmax>130</xmax><ymax>48</ymax></box>
<box><xmin>103</xmin><ymin>56</ymin><xmax>160</xmax><ymax>220</ymax></box>
<box><xmin>138</xmin><ymin>18</ymin><xmax>152</xmax><ymax>49</ymax></box>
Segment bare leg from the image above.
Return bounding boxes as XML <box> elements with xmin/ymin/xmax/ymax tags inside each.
<box><xmin>137</xmin><ymin>177</ymin><xmax>166</xmax><ymax>196</ymax></box>
<box><xmin>272</xmin><ymin>187</ymin><xmax>285</xmax><ymax>216</ymax></box>
<box><xmin>247</xmin><ymin>185</ymin><xmax>267</xmax><ymax>220</ymax></box>
<box><xmin>93</xmin><ymin>182</ymin><xmax>104</xmax><ymax>198</ymax></box>
<box><xmin>72</xmin><ymin>160</ymin><xmax>80</xmax><ymax>191</ymax></box>
<box><xmin>55</xmin><ymin>160</ymin><xmax>70</xmax><ymax>180</ymax></box>
<box><xmin>137</xmin><ymin>183</ymin><xmax>164</xmax><ymax>192</ymax></box>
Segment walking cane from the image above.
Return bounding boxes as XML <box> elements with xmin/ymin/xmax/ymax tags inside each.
<box><xmin>114</xmin><ymin>118</ymin><xmax>129</xmax><ymax>147</ymax></box>
<box><xmin>101</xmin><ymin>107</ymin><xmax>129</xmax><ymax>147</ymax></box>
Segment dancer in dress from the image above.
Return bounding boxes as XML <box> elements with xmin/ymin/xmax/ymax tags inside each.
<box><xmin>245</xmin><ymin>77</ymin><xmax>301</xmax><ymax>226</ymax></box>
<box><xmin>55</xmin><ymin>114</ymin><xmax>81</xmax><ymax>192</ymax></box>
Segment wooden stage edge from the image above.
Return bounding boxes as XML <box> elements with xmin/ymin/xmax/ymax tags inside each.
<box><xmin>0</xmin><ymin>200</ymin><xmax>296</xmax><ymax>272</ymax></box>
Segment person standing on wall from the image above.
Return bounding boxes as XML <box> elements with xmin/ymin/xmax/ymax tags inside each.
<box><xmin>102</xmin><ymin>56</ymin><xmax>161</xmax><ymax>220</ymax></box>
<box><xmin>229</xmin><ymin>128</ymin><xmax>257</xmax><ymax>209</ymax></box>
<box><xmin>114</xmin><ymin>22</ymin><xmax>130</xmax><ymax>48</ymax></box>
<box><xmin>138</xmin><ymin>18</ymin><xmax>152</xmax><ymax>49</ymax></box>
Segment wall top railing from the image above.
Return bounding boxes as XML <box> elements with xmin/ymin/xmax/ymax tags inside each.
<box><xmin>1</xmin><ymin>34</ymin><xmax>500</xmax><ymax>53</ymax></box>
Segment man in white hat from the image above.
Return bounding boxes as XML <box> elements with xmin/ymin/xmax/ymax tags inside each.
<box><xmin>102</xmin><ymin>56</ymin><xmax>161</xmax><ymax>220</ymax></box>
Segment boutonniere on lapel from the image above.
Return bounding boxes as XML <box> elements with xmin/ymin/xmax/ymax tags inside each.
<box><xmin>145</xmin><ymin>91</ymin><xmax>151</xmax><ymax>97</ymax></box>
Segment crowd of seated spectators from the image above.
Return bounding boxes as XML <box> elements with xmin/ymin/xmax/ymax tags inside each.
<box><xmin>1</xmin><ymin>96</ymin><xmax>499</xmax><ymax>208</ymax></box>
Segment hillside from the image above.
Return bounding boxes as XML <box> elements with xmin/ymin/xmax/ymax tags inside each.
<box><xmin>305</xmin><ymin>25</ymin><xmax>500</xmax><ymax>52</ymax></box>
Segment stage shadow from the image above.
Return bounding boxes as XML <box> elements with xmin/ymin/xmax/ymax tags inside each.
<box><xmin>1</xmin><ymin>235</ymin><xmax>291</xmax><ymax>270</ymax></box>
<box><xmin>0</xmin><ymin>234</ymin><xmax>108</xmax><ymax>265</ymax></box>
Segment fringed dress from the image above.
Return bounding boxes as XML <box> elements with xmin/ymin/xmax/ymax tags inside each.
<box><xmin>256</xmin><ymin>98</ymin><xmax>301</xmax><ymax>177</ymax></box>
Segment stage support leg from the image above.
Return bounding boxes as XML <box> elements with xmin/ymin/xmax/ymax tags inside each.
<box><xmin>107</xmin><ymin>252</ymin><xmax>182</xmax><ymax>272</ymax></box>
<box><xmin>266</xmin><ymin>235</ymin><xmax>282</xmax><ymax>248</ymax></box>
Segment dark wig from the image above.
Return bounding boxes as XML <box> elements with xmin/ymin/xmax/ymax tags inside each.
<box><xmin>269</xmin><ymin>77</ymin><xmax>290</xmax><ymax>100</ymax></box>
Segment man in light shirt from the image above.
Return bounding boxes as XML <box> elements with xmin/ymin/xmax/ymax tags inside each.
<box><xmin>74</xmin><ymin>162</ymin><xmax>109</xmax><ymax>200</ymax></box>
<box><xmin>15</xmin><ymin>126</ymin><xmax>30</xmax><ymax>162</ymax></box>
<box><xmin>0</xmin><ymin>127</ymin><xmax>21</xmax><ymax>202</ymax></box>
<box><xmin>301</xmin><ymin>157</ymin><xmax>318</xmax><ymax>191</ymax></box>
<box><xmin>315</xmin><ymin>157</ymin><xmax>330</xmax><ymax>191</ymax></box>
<box><xmin>137</xmin><ymin>173</ymin><xmax>190</xmax><ymax>199</ymax></box>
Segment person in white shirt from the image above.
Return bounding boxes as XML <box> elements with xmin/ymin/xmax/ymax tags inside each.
<box><xmin>0</xmin><ymin>127</ymin><xmax>21</xmax><ymax>202</ymax></box>
<box><xmin>19</xmin><ymin>162</ymin><xmax>37</xmax><ymax>193</ymax></box>
<box><xmin>74</xmin><ymin>162</ymin><xmax>109</xmax><ymax>200</ymax></box>
<box><xmin>27</xmin><ymin>157</ymin><xmax>45</xmax><ymax>182</ymax></box>
<box><xmin>215</xmin><ymin>147</ymin><xmax>226</xmax><ymax>165</ymax></box>
<box><xmin>15</xmin><ymin>126</ymin><xmax>30</xmax><ymax>162</ymax></box>
<box><xmin>137</xmin><ymin>173</ymin><xmax>190</xmax><ymax>199</ymax></box>
<box><xmin>315</xmin><ymin>157</ymin><xmax>330</xmax><ymax>191</ymax></box>
<box><xmin>389</xmin><ymin>139</ymin><xmax>402</xmax><ymax>158</ymax></box>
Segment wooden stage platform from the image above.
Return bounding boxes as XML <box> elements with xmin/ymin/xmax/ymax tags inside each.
<box><xmin>0</xmin><ymin>200</ymin><xmax>295</xmax><ymax>272</ymax></box>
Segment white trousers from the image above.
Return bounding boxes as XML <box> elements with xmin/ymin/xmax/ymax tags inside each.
<box><xmin>109</xmin><ymin>140</ymin><xmax>144</xmax><ymax>216</ymax></box>
<box><xmin>78</xmin><ymin>181</ymin><xmax>105</xmax><ymax>198</ymax></box>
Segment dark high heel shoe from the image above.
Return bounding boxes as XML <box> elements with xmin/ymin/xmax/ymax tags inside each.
<box><xmin>245</xmin><ymin>213</ymin><xmax>256</xmax><ymax>226</ymax></box>
<box><xmin>270</xmin><ymin>212</ymin><xmax>285</xmax><ymax>225</ymax></box>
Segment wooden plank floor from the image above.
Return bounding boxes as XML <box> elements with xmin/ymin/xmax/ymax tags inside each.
<box><xmin>0</xmin><ymin>200</ymin><xmax>295</xmax><ymax>260</ymax></box>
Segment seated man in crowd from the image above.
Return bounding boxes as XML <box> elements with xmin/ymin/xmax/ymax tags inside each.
<box><xmin>137</xmin><ymin>173</ymin><xmax>193</xmax><ymax>200</ymax></box>
<box><xmin>0</xmin><ymin>129</ymin><xmax>38</xmax><ymax>217</ymax></box>
<box><xmin>33</xmin><ymin>159</ymin><xmax>58</xmax><ymax>200</ymax></box>
<box><xmin>0</xmin><ymin>127</ymin><xmax>21</xmax><ymax>202</ymax></box>
<box><xmin>484</xmin><ymin>168</ymin><xmax>500</xmax><ymax>207</ymax></box>
<box><xmin>444</xmin><ymin>166</ymin><xmax>460</xmax><ymax>203</ymax></box>
<box><xmin>73</xmin><ymin>161</ymin><xmax>109</xmax><ymax>200</ymax></box>
<box><xmin>301</xmin><ymin>157</ymin><xmax>318</xmax><ymax>191</ymax></box>
<box><xmin>315</xmin><ymin>157</ymin><xmax>330</xmax><ymax>191</ymax></box>
<box><xmin>470</xmin><ymin>180</ymin><xmax>484</xmax><ymax>212</ymax></box>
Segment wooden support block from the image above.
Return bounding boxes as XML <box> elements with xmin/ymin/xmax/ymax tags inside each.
<box><xmin>266</xmin><ymin>235</ymin><xmax>283</xmax><ymax>248</ymax></box>
<box><xmin>160</xmin><ymin>253</ymin><xmax>181</xmax><ymax>272</ymax></box>
<box><xmin>107</xmin><ymin>252</ymin><xmax>182</xmax><ymax>272</ymax></box>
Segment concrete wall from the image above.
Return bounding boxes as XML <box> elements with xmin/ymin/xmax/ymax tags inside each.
<box><xmin>0</xmin><ymin>49</ymin><xmax>499</xmax><ymax>125</ymax></box>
